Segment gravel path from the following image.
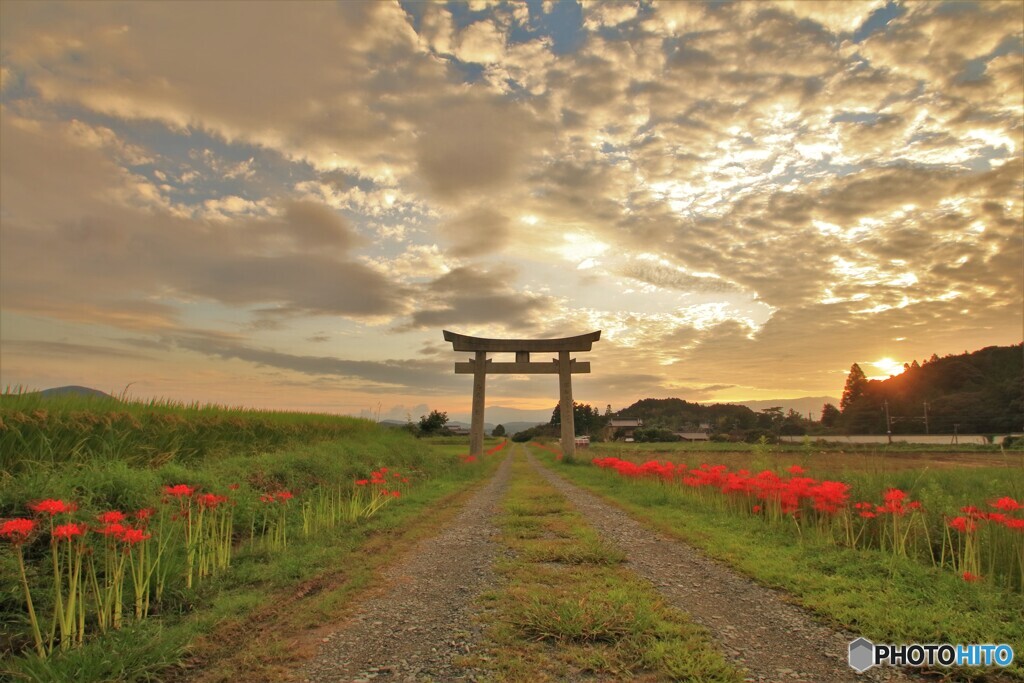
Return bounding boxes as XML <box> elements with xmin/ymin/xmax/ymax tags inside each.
<box><xmin>527</xmin><ymin>453</ymin><xmax>920</xmax><ymax>683</ymax></box>
<box><xmin>298</xmin><ymin>455</ymin><xmax>512</xmax><ymax>682</ymax></box>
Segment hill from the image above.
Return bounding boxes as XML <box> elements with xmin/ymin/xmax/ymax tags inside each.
<box><xmin>842</xmin><ymin>344</ymin><xmax>1022</xmax><ymax>434</ymax></box>
<box><xmin>727</xmin><ymin>397</ymin><xmax>839</xmax><ymax>420</ymax></box>
<box><xmin>33</xmin><ymin>385</ymin><xmax>113</xmax><ymax>399</ymax></box>
<box><xmin>613</xmin><ymin>397</ymin><xmax>761</xmax><ymax>432</ymax></box>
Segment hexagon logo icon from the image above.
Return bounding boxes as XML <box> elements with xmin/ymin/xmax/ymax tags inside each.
<box><xmin>848</xmin><ymin>637</ymin><xmax>876</xmax><ymax>673</ymax></box>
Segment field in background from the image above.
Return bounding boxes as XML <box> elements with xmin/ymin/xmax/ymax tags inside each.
<box><xmin>0</xmin><ymin>391</ymin><xmax>382</xmax><ymax>477</ymax></box>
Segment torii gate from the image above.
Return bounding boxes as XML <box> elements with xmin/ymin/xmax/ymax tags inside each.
<box><xmin>443</xmin><ymin>329</ymin><xmax>601</xmax><ymax>461</ymax></box>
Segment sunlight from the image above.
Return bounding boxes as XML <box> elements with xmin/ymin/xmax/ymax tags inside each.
<box><xmin>872</xmin><ymin>357</ymin><xmax>906</xmax><ymax>377</ymax></box>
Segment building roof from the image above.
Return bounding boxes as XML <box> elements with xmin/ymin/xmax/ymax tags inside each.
<box><xmin>608</xmin><ymin>418</ymin><xmax>643</xmax><ymax>427</ymax></box>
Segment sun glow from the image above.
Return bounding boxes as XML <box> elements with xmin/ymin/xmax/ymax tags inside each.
<box><xmin>871</xmin><ymin>357</ymin><xmax>906</xmax><ymax>378</ymax></box>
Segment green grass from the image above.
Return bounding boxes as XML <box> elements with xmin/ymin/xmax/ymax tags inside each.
<box><xmin>0</xmin><ymin>397</ymin><xmax>503</xmax><ymax>681</ymax></box>
<box><xmin>470</xmin><ymin>447</ymin><xmax>742</xmax><ymax>682</ymax></box>
<box><xmin>538</xmin><ymin>449</ymin><xmax>1024</xmax><ymax>681</ymax></box>
<box><xmin>0</xmin><ymin>390</ymin><xmax>383</xmax><ymax>476</ymax></box>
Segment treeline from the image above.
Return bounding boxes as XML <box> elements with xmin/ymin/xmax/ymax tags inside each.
<box><xmin>836</xmin><ymin>344</ymin><xmax>1022</xmax><ymax>435</ymax></box>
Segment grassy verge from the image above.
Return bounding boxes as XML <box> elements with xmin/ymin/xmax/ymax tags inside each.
<box><xmin>1</xmin><ymin>430</ymin><xmax>502</xmax><ymax>682</ymax></box>
<box><xmin>536</xmin><ymin>450</ymin><xmax>1024</xmax><ymax>681</ymax></box>
<box><xmin>469</xmin><ymin>447</ymin><xmax>742</xmax><ymax>682</ymax></box>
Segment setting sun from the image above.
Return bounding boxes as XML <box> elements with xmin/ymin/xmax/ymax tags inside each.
<box><xmin>871</xmin><ymin>358</ymin><xmax>907</xmax><ymax>378</ymax></box>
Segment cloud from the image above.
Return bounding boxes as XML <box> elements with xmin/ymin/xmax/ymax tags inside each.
<box><xmin>2</xmin><ymin>340</ymin><xmax>153</xmax><ymax>361</ymax></box>
<box><xmin>440</xmin><ymin>206</ymin><xmax>512</xmax><ymax>256</ymax></box>
<box><xmin>402</xmin><ymin>264</ymin><xmax>559</xmax><ymax>332</ymax></box>
<box><xmin>171</xmin><ymin>334</ymin><xmax>463</xmax><ymax>395</ymax></box>
<box><xmin>0</xmin><ymin>114</ymin><xmax>410</xmax><ymax>328</ymax></box>
<box><xmin>414</xmin><ymin>95</ymin><xmax>543</xmax><ymax>202</ymax></box>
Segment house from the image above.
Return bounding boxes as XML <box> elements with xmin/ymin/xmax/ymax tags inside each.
<box><xmin>574</xmin><ymin>436</ymin><xmax>590</xmax><ymax>449</ymax></box>
<box><xmin>447</xmin><ymin>425</ymin><xmax>471</xmax><ymax>436</ymax></box>
<box><xmin>606</xmin><ymin>417</ymin><xmax>643</xmax><ymax>441</ymax></box>
<box><xmin>675</xmin><ymin>432</ymin><xmax>710</xmax><ymax>442</ymax></box>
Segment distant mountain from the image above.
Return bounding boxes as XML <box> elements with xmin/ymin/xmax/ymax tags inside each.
<box><xmin>726</xmin><ymin>396</ymin><xmax>839</xmax><ymax>419</ymax></box>
<box><xmin>450</xmin><ymin>405</ymin><xmax>552</xmax><ymax>426</ymax></box>
<box><xmin>35</xmin><ymin>385</ymin><xmax>112</xmax><ymax>399</ymax></box>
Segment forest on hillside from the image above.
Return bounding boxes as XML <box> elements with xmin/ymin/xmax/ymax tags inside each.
<box><xmin>837</xmin><ymin>344</ymin><xmax>1022</xmax><ymax>435</ymax></box>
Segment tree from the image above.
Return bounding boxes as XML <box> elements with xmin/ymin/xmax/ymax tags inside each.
<box><xmin>418</xmin><ymin>409</ymin><xmax>448</xmax><ymax>435</ymax></box>
<box><xmin>492</xmin><ymin>424</ymin><xmax>506</xmax><ymax>437</ymax></box>
<box><xmin>840</xmin><ymin>363</ymin><xmax>868</xmax><ymax>412</ymax></box>
<box><xmin>550</xmin><ymin>402</ymin><xmax>605</xmax><ymax>436</ymax></box>
<box><xmin>820</xmin><ymin>403</ymin><xmax>841</xmax><ymax>427</ymax></box>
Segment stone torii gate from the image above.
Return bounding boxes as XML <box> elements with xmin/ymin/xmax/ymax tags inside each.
<box><xmin>443</xmin><ymin>330</ymin><xmax>601</xmax><ymax>461</ymax></box>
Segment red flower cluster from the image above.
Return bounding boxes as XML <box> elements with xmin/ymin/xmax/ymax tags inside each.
<box><xmin>1</xmin><ymin>518</ymin><xmax>36</xmax><ymax>544</ymax></box>
<box><xmin>52</xmin><ymin>523</ymin><xmax>85</xmax><ymax>541</ymax></box>
<box><xmin>163</xmin><ymin>484</ymin><xmax>195</xmax><ymax>498</ymax></box>
<box><xmin>593</xmin><ymin>458</ymin><xmax>852</xmax><ymax>516</ymax></box>
<box><xmin>485</xmin><ymin>440</ymin><xmax>508</xmax><ymax>455</ymax></box>
<box><xmin>197</xmin><ymin>493</ymin><xmax>229</xmax><ymax>509</ymax></box>
<box><xmin>948</xmin><ymin>498</ymin><xmax>1023</xmax><ymax>533</ymax></box>
<box><xmin>28</xmin><ymin>499</ymin><xmax>77</xmax><ymax>516</ymax></box>
<box><xmin>261</xmin><ymin>490</ymin><xmax>294</xmax><ymax>504</ymax></box>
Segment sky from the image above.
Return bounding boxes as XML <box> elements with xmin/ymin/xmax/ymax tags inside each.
<box><xmin>1</xmin><ymin>0</ymin><xmax>1021</xmax><ymax>422</ymax></box>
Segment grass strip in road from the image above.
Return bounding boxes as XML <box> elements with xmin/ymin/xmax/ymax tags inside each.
<box><xmin>470</xmin><ymin>449</ymin><xmax>743</xmax><ymax>682</ymax></box>
<box><xmin>537</xmin><ymin>451</ymin><xmax>1024</xmax><ymax>682</ymax></box>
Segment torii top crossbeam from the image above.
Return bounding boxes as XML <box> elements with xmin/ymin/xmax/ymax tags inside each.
<box><xmin>442</xmin><ymin>330</ymin><xmax>601</xmax><ymax>352</ymax></box>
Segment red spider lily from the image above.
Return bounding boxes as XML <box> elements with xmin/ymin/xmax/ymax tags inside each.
<box><xmin>163</xmin><ymin>484</ymin><xmax>195</xmax><ymax>498</ymax></box>
<box><xmin>52</xmin><ymin>523</ymin><xmax>85</xmax><ymax>540</ymax></box>
<box><xmin>879</xmin><ymin>489</ymin><xmax>909</xmax><ymax>515</ymax></box>
<box><xmin>985</xmin><ymin>512</ymin><xmax>1008</xmax><ymax>524</ymax></box>
<box><xmin>197</xmin><ymin>493</ymin><xmax>228</xmax><ymax>509</ymax></box>
<box><xmin>1</xmin><ymin>518</ymin><xmax>35</xmax><ymax>543</ymax></box>
<box><xmin>274</xmin><ymin>490</ymin><xmax>294</xmax><ymax>503</ymax></box>
<box><xmin>260</xmin><ymin>493</ymin><xmax>276</xmax><ymax>503</ymax></box>
<box><xmin>379</xmin><ymin>467</ymin><xmax>389</xmax><ymax>474</ymax></box>
<box><xmin>1004</xmin><ymin>518</ymin><xmax>1024</xmax><ymax>531</ymax></box>
<box><xmin>787</xmin><ymin>465</ymin><xmax>806</xmax><ymax>475</ymax></box>
<box><xmin>962</xmin><ymin>571</ymin><xmax>982</xmax><ymax>582</ymax></box>
<box><xmin>119</xmin><ymin>527</ymin><xmax>152</xmax><ymax>545</ymax></box>
<box><xmin>752</xmin><ymin>505</ymin><xmax>762</xmax><ymax>514</ymax></box>
<box><xmin>949</xmin><ymin>516</ymin><xmax>976</xmax><ymax>533</ymax></box>
<box><xmin>97</xmin><ymin>522</ymin><xmax>127</xmax><ymax>537</ymax></box>
<box><xmin>991</xmin><ymin>496</ymin><xmax>1021</xmax><ymax>512</ymax></box>
<box><xmin>135</xmin><ymin>508</ymin><xmax>155</xmax><ymax>521</ymax></box>
<box><xmin>228</xmin><ymin>483</ymin><xmax>240</xmax><ymax>491</ymax></box>
<box><xmin>29</xmin><ymin>499</ymin><xmax>77</xmax><ymax>516</ymax></box>
<box><xmin>808</xmin><ymin>480</ymin><xmax>850</xmax><ymax>514</ymax></box>
<box><xmin>97</xmin><ymin>510</ymin><xmax>126</xmax><ymax>525</ymax></box>
<box><xmin>854</xmin><ymin>502</ymin><xmax>877</xmax><ymax>518</ymax></box>
<box><xmin>960</xmin><ymin>505</ymin><xmax>983</xmax><ymax>518</ymax></box>
<box><xmin>355</xmin><ymin>479</ymin><xmax>369</xmax><ymax>486</ymax></box>
<box><xmin>391</xmin><ymin>491</ymin><xmax>401</xmax><ymax>498</ymax></box>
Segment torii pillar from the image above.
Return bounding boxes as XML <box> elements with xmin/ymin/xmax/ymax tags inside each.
<box><xmin>443</xmin><ymin>330</ymin><xmax>601</xmax><ymax>462</ymax></box>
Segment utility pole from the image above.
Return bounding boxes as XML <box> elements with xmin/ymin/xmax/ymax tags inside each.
<box><xmin>923</xmin><ymin>401</ymin><xmax>929</xmax><ymax>435</ymax></box>
<box><xmin>883</xmin><ymin>400</ymin><xmax>892</xmax><ymax>444</ymax></box>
